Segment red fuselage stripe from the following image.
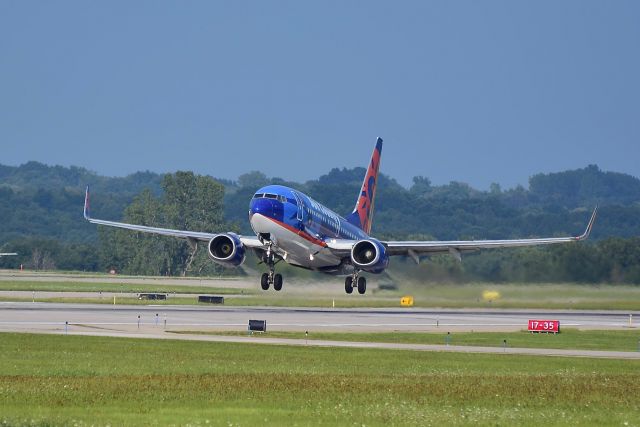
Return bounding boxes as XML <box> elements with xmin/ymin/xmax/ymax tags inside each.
<box><xmin>260</xmin><ymin>215</ymin><xmax>328</xmax><ymax>248</ymax></box>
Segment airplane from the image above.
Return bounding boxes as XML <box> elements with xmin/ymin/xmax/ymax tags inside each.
<box><xmin>84</xmin><ymin>137</ymin><xmax>597</xmax><ymax>294</ymax></box>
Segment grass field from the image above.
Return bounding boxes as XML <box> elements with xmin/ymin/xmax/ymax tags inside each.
<box><xmin>172</xmin><ymin>329</ymin><xmax>640</xmax><ymax>352</ymax></box>
<box><xmin>0</xmin><ymin>295</ymin><xmax>401</xmax><ymax>307</ymax></box>
<box><xmin>0</xmin><ymin>280</ymin><xmax>252</xmax><ymax>295</ymax></box>
<box><xmin>221</xmin><ymin>286</ymin><xmax>640</xmax><ymax>309</ymax></box>
<box><xmin>400</xmin><ymin>282</ymin><xmax>640</xmax><ymax>310</ymax></box>
<box><xmin>1</xmin><ymin>333</ymin><xmax>639</xmax><ymax>426</ymax></box>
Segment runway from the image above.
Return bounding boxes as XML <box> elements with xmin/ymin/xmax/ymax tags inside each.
<box><xmin>1</xmin><ymin>302</ymin><xmax>639</xmax><ymax>359</ymax></box>
<box><xmin>1</xmin><ymin>301</ymin><xmax>637</xmax><ymax>333</ymax></box>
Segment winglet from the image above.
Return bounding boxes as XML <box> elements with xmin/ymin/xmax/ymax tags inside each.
<box><xmin>575</xmin><ymin>206</ymin><xmax>598</xmax><ymax>240</ymax></box>
<box><xmin>83</xmin><ymin>185</ymin><xmax>91</xmax><ymax>220</ymax></box>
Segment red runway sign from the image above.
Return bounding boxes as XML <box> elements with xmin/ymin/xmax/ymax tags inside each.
<box><xmin>528</xmin><ymin>320</ymin><xmax>560</xmax><ymax>333</ymax></box>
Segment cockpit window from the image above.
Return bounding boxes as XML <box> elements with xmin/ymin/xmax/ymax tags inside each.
<box><xmin>253</xmin><ymin>193</ymin><xmax>287</xmax><ymax>202</ymax></box>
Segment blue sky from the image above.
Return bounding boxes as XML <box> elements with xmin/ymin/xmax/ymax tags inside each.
<box><xmin>1</xmin><ymin>1</ymin><xmax>638</xmax><ymax>189</ymax></box>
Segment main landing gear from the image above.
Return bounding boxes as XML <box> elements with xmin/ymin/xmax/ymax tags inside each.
<box><xmin>345</xmin><ymin>272</ymin><xmax>366</xmax><ymax>295</ymax></box>
<box><xmin>260</xmin><ymin>242</ymin><xmax>283</xmax><ymax>291</ymax></box>
<box><xmin>261</xmin><ymin>271</ymin><xmax>283</xmax><ymax>291</ymax></box>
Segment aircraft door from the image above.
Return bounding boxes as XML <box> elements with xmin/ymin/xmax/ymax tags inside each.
<box><xmin>292</xmin><ymin>191</ymin><xmax>304</xmax><ymax>227</ymax></box>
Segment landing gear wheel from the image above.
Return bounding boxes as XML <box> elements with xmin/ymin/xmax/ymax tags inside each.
<box><xmin>273</xmin><ymin>274</ymin><xmax>283</xmax><ymax>291</ymax></box>
<box><xmin>260</xmin><ymin>273</ymin><xmax>270</xmax><ymax>290</ymax></box>
<box><xmin>345</xmin><ymin>276</ymin><xmax>353</xmax><ymax>294</ymax></box>
<box><xmin>357</xmin><ymin>276</ymin><xmax>367</xmax><ymax>294</ymax></box>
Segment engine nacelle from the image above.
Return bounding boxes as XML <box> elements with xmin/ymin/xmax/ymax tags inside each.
<box><xmin>207</xmin><ymin>233</ymin><xmax>246</xmax><ymax>268</ymax></box>
<box><xmin>350</xmin><ymin>239</ymin><xmax>389</xmax><ymax>274</ymax></box>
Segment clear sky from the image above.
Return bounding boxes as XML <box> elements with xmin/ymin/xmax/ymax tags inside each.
<box><xmin>1</xmin><ymin>1</ymin><xmax>638</xmax><ymax>189</ymax></box>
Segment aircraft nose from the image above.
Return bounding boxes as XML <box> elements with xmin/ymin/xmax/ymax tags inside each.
<box><xmin>249</xmin><ymin>198</ymin><xmax>285</xmax><ymax>222</ymax></box>
<box><xmin>250</xmin><ymin>198</ymin><xmax>274</xmax><ymax>217</ymax></box>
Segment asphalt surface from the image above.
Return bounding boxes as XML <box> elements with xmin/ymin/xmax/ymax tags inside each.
<box><xmin>1</xmin><ymin>301</ymin><xmax>639</xmax><ymax>359</ymax></box>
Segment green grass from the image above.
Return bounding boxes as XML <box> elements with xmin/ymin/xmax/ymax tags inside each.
<box><xmin>0</xmin><ymin>296</ymin><xmax>203</xmax><ymax>305</ymax></box>
<box><xmin>223</xmin><ymin>295</ymin><xmax>404</xmax><ymax>308</ymax></box>
<box><xmin>390</xmin><ymin>282</ymin><xmax>640</xmax><ymax>310</ymax></box>
<box><xmin>0</xmin><ymin>295</ymin><xmax>241</xmax><ymax>305</ymax></box>
<box><xmin>0</xmin><ymin>332</ymin><xmax>639</xmax><ymax>426</ymax></box>
<box><xmin>222</xmin><ymin>295</ymin><xmax>640</xmax><ymax>310</ymax></box>
<box><xmin>0</xmin><ymin>279</ymin><xmax>252</xmax><ymax>294</ymax></box>
<box><xmin>184</xmin><ymin>285</ymin><xmax>640</xmax><ymax>309</ymax></box>
<box><xmin>174</xmin><ymin>329</ymin><xmax>640</xmax><ymax>352</ymax></box>
<box><xmin>0</xmin><ymin>293</ymin><xmax>400</xmax><ymax>308</ymax></box>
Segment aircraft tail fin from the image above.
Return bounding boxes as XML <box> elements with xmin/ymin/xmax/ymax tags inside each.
<box><xmin>346</xmin><ymin>137</ymin><xmax>383</xmax><ymax>234</ymax></box>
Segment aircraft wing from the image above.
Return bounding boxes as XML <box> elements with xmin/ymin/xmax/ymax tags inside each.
<box><xmin>83</xmin><ymin>187</ymin><xmax>264</xmax><ymax>248</ymax></box>
<box><xmin>383</xmin><ymin>207</ymin><xmax>598</xmax><ymax>260</ymax></box>
<box><xmin>326</xmin><ymin>207</ymin><xmax>597</xmax><ymax>261</ymax></box>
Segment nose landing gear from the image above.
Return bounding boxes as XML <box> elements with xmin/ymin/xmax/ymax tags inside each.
<box><xmin>260</xmin><ymin>242</ymin><xmax>283</xmax><ymax>291</ymax></box>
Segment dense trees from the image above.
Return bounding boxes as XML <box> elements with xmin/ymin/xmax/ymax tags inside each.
<box><xmin>438</xmin><ymin>238</ymin><xmax>640</xmax><ymax>284</ymax></box>
<box><xmin>99</xmin><ymin>172</ymin><xmax>231</xmax><ymax>276</ymax></box>
<box><xmin>0</xmin><ymin>238</ymin><xmax>99</xmax><ymax>272</ymax></box>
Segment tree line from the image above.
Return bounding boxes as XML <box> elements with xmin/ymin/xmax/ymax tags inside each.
<box><xmin>402</xmin><ymin>238</ymin><xmax>640</xmax><ymax>284</ymax></box>
<box><xmin>98</xmin><ymin>171</ymin><xmax>234</xmax><ymax>276</ymax></box>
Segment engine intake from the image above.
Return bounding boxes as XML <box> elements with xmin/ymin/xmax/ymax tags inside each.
<box><xmin>351</xmin><ymin>239</ymin><xmax>389</xmax><ymax>273</ymax></box>
<box><xmin>207</xmin><ymin>233</ymin><xmax>246</xmax><ymax>268</ymax></box>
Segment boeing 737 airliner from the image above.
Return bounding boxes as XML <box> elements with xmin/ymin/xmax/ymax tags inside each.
<box><xmin>84</xmin><ymin>138</ymin><xmax>597</xmax><ymax>294</ymax></box>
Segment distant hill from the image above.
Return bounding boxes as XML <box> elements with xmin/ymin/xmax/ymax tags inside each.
<box><xmin>0</xmin><ymin>161</ymin><xmax>163</xmax><ymax>195</ymax></box>
<box><xmin>528</xmin><ymin>164</ymin><xmax>640</xmax><ymax>208</ymax></box>
<box><xmin>0</xmin><ymin>162</ymin><xmax>163</xmax><ymax>242</ymax></box>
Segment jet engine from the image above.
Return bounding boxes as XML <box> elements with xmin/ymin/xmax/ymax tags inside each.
<box><xmin>207</xmin><ymin>233</ymin><xmax>246</xmax><ymax>268</ymax></box>
<box><xmin>350</xmin><ymin>239</ymin><xmax>389</xmax><ymax>273</ymax></box>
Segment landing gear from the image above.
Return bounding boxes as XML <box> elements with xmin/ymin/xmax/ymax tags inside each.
<box><xmin>260</xmin><ymin>269</ymin><xmax>284</xmax><ymax>291</ymax></box>
<box><xmin>345</xmin><ymin>272</ymin><xmax>366</xmax><ymax>295</ymax></box>
<box><xmin>357</xmin><ymin>276</ymin><xmax>367</xmax><ymax>295</ymax></box>
<box><xmin>259</xmin><ymin>242</ymin><xmax>283</xmax><ymax>291</ymax></box>
<box><xmin>345</xmin><ymin>276</ymin><xmax>353</xmax><ymax>294</ymax></box>
<box><xmin>273</xmin><ymin>274</ymin><xmax>283</xmax><ymax>291</ymax></box>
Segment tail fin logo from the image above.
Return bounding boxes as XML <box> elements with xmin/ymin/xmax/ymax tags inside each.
<box><xmin>348</xmin><ymin>137</ymin><xmax>383</xmax><ymax>234</ymax></box>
